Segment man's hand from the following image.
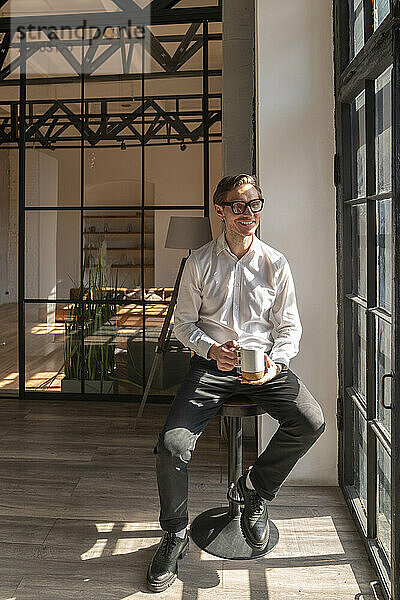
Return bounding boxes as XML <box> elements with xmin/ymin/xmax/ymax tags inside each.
<box><xmin>239</xmin><ymin>355</ymin><xmax>282</xmax><ymax>385</ymax></box>
<box><xmin>208</xmin><ymin>340</ymin><xmax>239</xmax><ymax>371</ymax></box>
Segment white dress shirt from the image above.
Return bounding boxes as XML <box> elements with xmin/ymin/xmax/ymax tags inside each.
<box><xmin>173</xmin><ymin>233</ymin><xmax>302</xmax><ymax>368</ymax></box>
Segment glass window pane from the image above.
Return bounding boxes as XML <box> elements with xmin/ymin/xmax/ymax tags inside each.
<box><xmin>26</xmin><ymin>147</ymin><xmax>81</xmax><ymax>207</ymax></box>
<box><xmin>353</xmin><ymin>407</ymin><xmax>368</xmax><ymax>525</ymax></box>
<box><xmin>26</xmin><ymin>302</ymin><xmax>78</xmax><ymax>392</ymax></box>
<box><xmin>351</xmin><ymin>203</ymin><xmax>367</xmax><ymax>299</ymax></box>
<box><xmin>25</xmin><ymin>210</ymin><xmax>81</xmax><ymax>300</ymax></box>
<box><xmin>349</xmin><ymin>0</ymin><xmax>364</xmax><ymax>59</ymax></box>
<box><xmin>377</xmin><ymin>198</ymin><xmax>392</xmax><ymax>313</ymax></box>
<box><xmin>0</xmin><ymin>147</ymin><xmax>19</xmax><ymax>393</ymax></box>
<box><xmin>375</xmin><ymin>66</ymin><xmax>392</xmax><ymax>194</ymax></box>
<box><xmin>63</xmin><ymin>300</ymin><xmax>145</xmax><ymax>397</ymax></box>
<box><xmin>84</xmin><ymin>209</ymin><xmax>151</xmax><ymax>295</ymax></box>
<box><xmin>82</xmin><ymin>301</ymin><xmax>120</xmax><ymax>395</ymax></box>
<box><xmin>374</xmin><ymin>0</ymin><xmax>390</xmax><ymax>29</ymax></box>
<box><xmin>376</xmin><ymin>316</ymin><xmax>391</xmax><ymax>435</ymax></box>
<box><xmin>352</xmin><ymin>302</ymin><xmax>367</xmax><ymax>400</ymax></box>
<box><xmin>115</xmin><ymin>302</ymin><xmax>144</xmax><ymax>397</ymax></box>
<box><xmin>377</xmin><ymin>442</ymin><xmax>391</xmax><ymax>558</ymax></box>
<box><xmin>351</xmin><ymin>91</ymin><xmax>366</xmax><ymax>199</ymax></box>
<box><xmin>144</xmin><ymin>303</ymin><xmax>191</xmax><ymax>396</ymax></box>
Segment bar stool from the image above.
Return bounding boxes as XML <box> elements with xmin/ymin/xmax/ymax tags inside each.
<box><xmin>190</xmin><ymin>395</ymin><xmax>279</xmax><ymax>559</ymax></box>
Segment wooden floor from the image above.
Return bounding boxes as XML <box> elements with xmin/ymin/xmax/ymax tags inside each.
<box><xmin>0</xmin><ymin>302</ymin><xmax>172</xmax><ymax>393</ymax></box>
<box><xmin>0</xmin><ymin>397</ymin><xmax>378</xmax><ymax>600</ymax></box>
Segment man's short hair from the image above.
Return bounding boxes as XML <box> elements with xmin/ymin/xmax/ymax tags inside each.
<box><xmin>213</xmin><ymin>174</ymin><xmax>263</xmax><ymax>206</ymax></box>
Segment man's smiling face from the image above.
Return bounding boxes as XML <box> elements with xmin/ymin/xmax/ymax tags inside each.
<box><xmin>215</xmin><ymin>183</ymin><xmax>261</xmax><ymax>239</ymax></box>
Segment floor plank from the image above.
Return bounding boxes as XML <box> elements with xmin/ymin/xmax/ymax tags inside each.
<box><xmin>0</xmin><ymin>398</ymin><xmax>379</xmax><ymax>600</ymax></box>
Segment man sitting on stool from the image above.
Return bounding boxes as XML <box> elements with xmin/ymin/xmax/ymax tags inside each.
<box><xmin>147</xmin><ymin>174</ymin><xmax>326</xmax><ymax>592</ymax></box>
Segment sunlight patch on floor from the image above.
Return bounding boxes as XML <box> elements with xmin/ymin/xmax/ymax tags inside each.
<box><xmin>25</xmin><ymin>371</ymin><xmax>63</xmax><ymax>389</ymax></box>
<box><xmin>267</xmin><ymin>516</ymin><xmax>345</xmax><ymax>558</ymax></box>
<box><xmin>122</xmin><ymin>521</ymin><xmax>161</xmax><ymax>532</ymax></box>
<box><xmin>31</xmin><ymin>324</ymin><xmax>64</xmax><ymax>335</ymax></box>
<box><xmin>113</xmin><ymin>537</ymin><xmax>150</xmax><ymax>555</ymax></box>
<box><xmin>80</xmin><ymin>539</ymin><xmax>108</xmax><ymax>560</ymax></box>
<box><xmin>96</xmin><ymin>522</ymin><xmax>114</xmax><ymax>533</ymax></box>
<box><xmin>0</xmin><ymin>372</ymin><xmax>19</xmax><ymax>388</ymax></box>
<box><xmin>219</xmin><ymin>569</ymin><xmax>250</xmax><ymax>597</ymax></box>
<box><xmin>265</xmin><ymin>563</ymin><xmax>364</xmax><ymax>598</ymax></box>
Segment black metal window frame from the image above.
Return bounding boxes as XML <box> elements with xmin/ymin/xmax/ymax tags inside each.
<box><xmin>0</xmin><ymin>6</ymin><xmax>222</xmax><ymax>402</ymax></box>
<box><xmin>334</xmin><ymin>1</ymin><xmax>400</xmax><ymax>598</ymax></box>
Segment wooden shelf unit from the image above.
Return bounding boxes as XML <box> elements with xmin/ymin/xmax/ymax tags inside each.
<box><xmin>83</xmin><ymin>211</ymin><xmax>155</xmax><ymax>286</ymax></box>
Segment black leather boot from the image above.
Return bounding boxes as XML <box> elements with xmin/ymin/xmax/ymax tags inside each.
<box><xmin>146</xmin><ymin>531</ymin><xmax>189</xmax><ymax>592</ymax></box>
<box><xmin>237</xmin><ymin>471</ymin><xmax>270</xmax><ymax>550</ymax></box>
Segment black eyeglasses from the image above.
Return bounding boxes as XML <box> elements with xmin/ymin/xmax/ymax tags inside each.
<box><xmin>221</xmin><ymin>198</ymin><xmax>264</xmax><ymax>215</ymax></box>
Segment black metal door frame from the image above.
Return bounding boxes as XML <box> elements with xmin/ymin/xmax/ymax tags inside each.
<box><xmin>334</xmin><ymin>2</ymin><xmax>400</xmax><ymax>598</ymax></box>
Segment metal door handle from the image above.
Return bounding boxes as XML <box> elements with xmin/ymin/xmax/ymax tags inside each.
<box><xmin>381</xmin><ymin>372</ymin><xmax>393</xmax><ymax>409</ymax></box>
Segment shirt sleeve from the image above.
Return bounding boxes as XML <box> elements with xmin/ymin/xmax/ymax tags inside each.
<box><xmin>173</xmin><ymin>254</ymin><xmax>218</xmax><ymax>359</ymax></box>
<box><xmin>268</xmin><ymin>258</ymin><xmax>302</xmax><ymax>368</ymax></box>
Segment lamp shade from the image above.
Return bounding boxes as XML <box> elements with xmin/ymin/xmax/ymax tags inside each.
<box><xmin>165</xmin><ymin>216</ymin><xmax>212</xmax><ymax>250</ymax></box>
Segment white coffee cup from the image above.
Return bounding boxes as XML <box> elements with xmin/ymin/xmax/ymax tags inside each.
<box><xmin>238</xmin><ymin>347</ymin><xmax>265</xmax><ymax>381</ymax></box>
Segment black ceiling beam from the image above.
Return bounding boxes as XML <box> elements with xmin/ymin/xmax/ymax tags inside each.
<box><xmin>143</xmin><ymin>114</ymin><xmax>162</xmax><ymax>143</ymax></box>
<box><xmin>146</xmin><ymin>27</ymin><xmax>173</xmax><ymax>71</ymax></box>
<box><xmin>175</xmin><ymin>37</ymin><xmax>202</xmax><ymax>70</ymax></box>
<box><xmin>106</xmin><ymin>99</ymin><xmax>152</xmax><ymax>137</ymax></box>
<box><xmin>170</xmin><ymin>23</ymin><xmax>200</xmax><ymax>71</ymax></box>
<box><xmin>0</xmin><ymin>42</ymin><xmax>37</xmax><ymax>80</ymax></box>
<box><xmin>190</xmin><ymin>109</ymin><xmax>221</xmax><ymax>140</ymax></box>
<box><xmin>150</xmin><ymin>0</ymin><xmax>182</xmax><ymax>10</ymax></box>
<box><xmin>87</xmin><ymin>42</ymin><xmax>120</xmax><ymax>75</ymax></box>
<box><xmin>84</xmin><ymin>29</ymin><xmax>103</xmax><ymax>67</ymax></box>
<box><xmin>110</xmin><ymin>0</ymin><xmax>142</xmax><ymax>10</ymax></box>
<box><xmin>0</xmin><ymin>68</ymin><xmax>221</xmax><ymax>86</ymax></box>
<box><xmin>120</xmin><ymin>28</ymin><xmax>135</xmax><ymax>74</ymax></box>
<box><xmin>0</xmin><ymin>24</ymin><xmax>218</xmax><ymax>81</ymax></box>
<box><xmin>45</xmin><ymin>31</ymin><xmax>82</xmax><ymax>75</ymax></box>
<box><xmin>148</xmin><ymin>98</ymin><xmax>189</xmax><ymax>139</ymax></box>
<box><xmin>0</xmin><ymin>6</ymin><xmax>221</xmax><ymax>31</ymax></box>
<box><xmin>24</xmin><ymin>101</ymin><xmax>60</xmax><ymax>138</ymax></box>
<box><xmin>44</xmin><ymin>116</ymin><xmax>58</xmax><ymax>139</ymax></box>
<box><xmin>0</xmin><ymin>31</ymin><xmax>10</xmax><ymax>70</ymax></box>
<box><xmin>0</xmin><ymin>117</ymin><xmax>11</xmax><ymax>142</ymax></box>
<box><xmin>50</xmin><ymin>121</ymin><xmax>71</xmax><ymax>140</ymax></box>
<box><xmin>8</xmin><ymin>32</ymin><xmax>221</xmax><ymax>47</ymax></box>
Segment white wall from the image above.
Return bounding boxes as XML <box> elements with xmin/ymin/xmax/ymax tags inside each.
<box><xmin>256</xmin><ymin>0</ymin><xmax>338</xmax><ymax>485</ymax></box>
<box><xmin>25</xmin><ymin>150</ymin><xmax>58</xmax><ymax>318</ymax></box>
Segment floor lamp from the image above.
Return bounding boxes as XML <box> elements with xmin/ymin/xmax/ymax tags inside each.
<box><xmin>133</xmin><ymin>216</ymin><xmax>212</xmax><ymax>429</ymax></box>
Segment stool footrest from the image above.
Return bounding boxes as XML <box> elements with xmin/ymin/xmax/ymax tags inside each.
<box><xmin>227</xmin><ymin>482</ymin><xmax>244</xmax><ymax>506</ymax></box>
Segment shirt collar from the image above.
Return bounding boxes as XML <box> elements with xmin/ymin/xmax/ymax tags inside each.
<box><xmin>216</xmin><ymin>232</ymin><xmax>261</xmax><ymax>259</ymax></box>
<box><xmin>216</xmin><ymin>232</ymin><xmax>229</xmax><ymax>255</ymax></box>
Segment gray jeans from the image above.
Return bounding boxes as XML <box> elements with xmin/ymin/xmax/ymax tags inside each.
<box><xmin>154</xmin><ymin>355</ymin><xmax>326</xmax><ymax>533</ymax></box>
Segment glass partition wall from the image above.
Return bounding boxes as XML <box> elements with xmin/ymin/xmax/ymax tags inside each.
<box><xmin>0</xmin><ymin>4</ymin><xmax>222</xmax><ymax>401</ymax></box>
<box><xmin>334</xmin><ymin>1</ymin><xmax>399</xmax><ymax>598</ymax></box>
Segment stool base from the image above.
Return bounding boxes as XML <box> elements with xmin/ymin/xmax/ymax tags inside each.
<box><xmin>190</xmin><ymin>506</ymin><xmax>279</xmax><ymax>560</ymax></box>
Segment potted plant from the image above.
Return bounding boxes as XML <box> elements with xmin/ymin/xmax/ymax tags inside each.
<box><xmin>61</xmin><ymin>246</ymin><xmax>122</xmax><ymax>394</ymax></box>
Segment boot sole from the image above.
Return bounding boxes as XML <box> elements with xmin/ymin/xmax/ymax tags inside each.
<box><xmin>237</xmin><ymin>477</ymin><xmax>269</xmax><ymax>551</ymax></box>
<box><xmin>146</xmin><ymin>539</ymin><xmax>189</xmax><ymax>593</ymax></box>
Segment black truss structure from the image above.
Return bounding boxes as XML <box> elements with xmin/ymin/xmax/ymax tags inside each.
<box><xmin>334</xmin><ymin>3</ymin><xmax>400</xmax><ymax>599</ymax></box>
<box><xmin>0</xmin><ymin>0</ymin><xmax>222</xmax><ymax>30</ymax></box>
<box><xmin>0</xmin><ymin>93</ymin><xmax>221</xmax><ymax>147</ymax></box>
<box><xmin>0</xmin><ymin>24</ymin><xmax>221</xmax><ymax>83</ymax></box>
